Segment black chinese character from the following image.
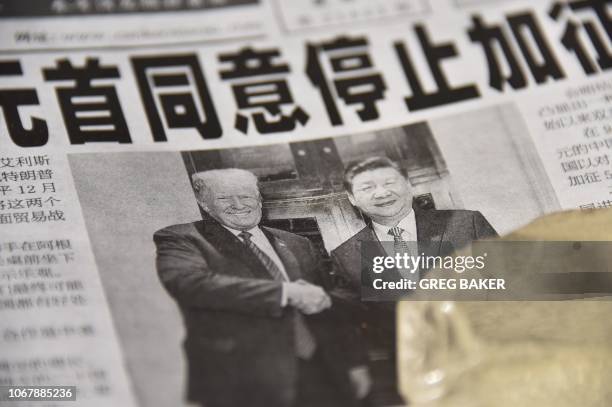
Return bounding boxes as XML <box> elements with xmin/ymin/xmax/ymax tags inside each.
<box><xmin>0</xmin><ymin>61</ymin><xmax>49</xmax><ymax>147</ymax></box>
<box><xmin>468</xmin><ymin>12</ymin><xmax>565</xmax><ymax>91</ymax></box>
<box><xmin>306</xmin><ymin>36</ymin><xmax>387</xmax><ymax>125</ymax></box>
<box><xmin>43</xmin><ymin>58</ymin><xmax>131</xmax><ymax>144</ymax></box>
<box><xmin>550</xmin><ymin>0</ymin><xmax>611</xmax><ymax>74</ymax></box>
<box><xmin>219</xmin><ymin>47</ymin><xmax>309</xmax><ymax>134</ymax></box>
<box><xmin>131</xmin><ymin>54</ymin><xmax>222</xmax><ymax>141</ymax></box>
<box><xmin>395</xmin><ymin>24</ymin><xmax>480</xmax><ymax>111</ymax></box>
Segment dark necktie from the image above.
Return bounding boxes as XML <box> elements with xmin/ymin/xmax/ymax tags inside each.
<box><xmin>238</xmin><ymin>231</ymin><xmax>316</xmax><ymax>359</ymax></box>
<box><xmin>388</xmin><ymin>226</ymin><xmax>411</xmax><ymax>254</ymax></box>
<box><xmin>388</xmin><ymin>226</ymin><xmax>417</xmax><ymax>276</ymax></box>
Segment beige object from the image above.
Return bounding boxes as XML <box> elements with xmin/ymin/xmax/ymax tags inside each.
<box><xmin>397</xmin><ymin>209</ymin><xmax>612</xmax><ymax>407</ymax></box>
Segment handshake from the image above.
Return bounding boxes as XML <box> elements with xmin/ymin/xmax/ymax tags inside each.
<box><xmin>284</xmin><ymin>280</ymin><xmax>331</xmax><ymax>314</ymax></box>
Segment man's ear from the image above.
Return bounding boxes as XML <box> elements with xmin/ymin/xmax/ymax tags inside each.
<box><xmin>347</xmin><ymin>192</ymin><xmax>356</xmax><ymax>206</ymax></box>
<box><xmin>197</xmin><ymin>199</ymin><xmax>209</xmax><ymax>212</ymax></box>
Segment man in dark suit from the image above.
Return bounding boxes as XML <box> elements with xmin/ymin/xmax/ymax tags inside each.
<box><xmin>330</xmin><ymin>156</ymin><xmax>498</xmax><ymax>402</ymax></box>
<box><xmin>332</xmin><ymin>156</ymin><xmax>498</xmax><ymax>299</ymax></box>
<box><xmin>154</xmin><ymin>168</ymin><xmax>370</xmax><ymax>407</ymax></box>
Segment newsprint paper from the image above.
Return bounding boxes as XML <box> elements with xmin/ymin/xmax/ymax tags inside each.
<box><xmin>0</xmin><ymin>1</ymin><xmax>611</xmax><ymax>406</ymax></box>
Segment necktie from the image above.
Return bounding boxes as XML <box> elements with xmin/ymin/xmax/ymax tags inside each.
<box><xmin>388</xmin><ymin>226</ymin><xmax>412</xmax><ymax>254</ymax></box>
<box><xmin>239</xmin><ymin>231</ymin><xmax>284</xmax><ymax>280</ymax></box>
<box><xmin>239</xmin><ymin>231</ymin><xmax>316</xmax><ymax>359</ymax></box>
<box><xmin>388</xmin><ymin>226</ymin><xmax>417</xmax><ymax>276</ymax></box>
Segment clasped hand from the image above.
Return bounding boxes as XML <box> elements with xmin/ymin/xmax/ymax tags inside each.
<box><xmin>285</xmin><ymin>279</ymin><xmax>331</xmax><ymax>314</ymax></box>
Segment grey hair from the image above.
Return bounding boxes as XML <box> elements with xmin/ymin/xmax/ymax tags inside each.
<box><xmin>191</xmin><ymin>168</ymin><xmax>259</xmax><ymax>201</ymax></box>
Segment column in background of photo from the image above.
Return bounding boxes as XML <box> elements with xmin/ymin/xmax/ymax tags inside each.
<box><xmin>430</xmin><ymin>104</ymin><xmax>560</xmax><ymax>235</ymax></box>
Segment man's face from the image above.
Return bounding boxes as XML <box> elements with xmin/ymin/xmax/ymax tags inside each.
<box><xmin>348</xmin><ymin>167</ymin><xmax>413</xmax><ymax>222</ymax></box>
<box><xmin>200</xmin><ymin>178</ymin><xmax>262</xmax><ymax>231</ymax></box>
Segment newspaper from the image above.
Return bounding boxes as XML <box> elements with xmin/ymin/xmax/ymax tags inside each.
<box><xmin>0</xmin><ymin>0</ymin><xmax>610</xmax><ymax>406</ymax></box>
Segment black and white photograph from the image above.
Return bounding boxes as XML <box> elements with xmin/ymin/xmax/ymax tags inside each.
<box><xmin>68</xmin><ymin>104</ymin><xmax>559</xmax><ymax>407</ymax></box>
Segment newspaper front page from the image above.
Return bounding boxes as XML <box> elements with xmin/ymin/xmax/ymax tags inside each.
<box><xmin>0</xmin><ymin>0</ymin><xmax>610</xmax><ymax>406</ymax></box>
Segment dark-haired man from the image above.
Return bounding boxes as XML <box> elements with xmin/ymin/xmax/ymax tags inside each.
<box><xmin>333</xmin><ymin>156</ymin><xmax>497</xmax><ymax>298</ymax></box>
<box><xmin>330</xmin><ymin>156</ymin><xmax>497</xmax><ymax>400</ymax></box>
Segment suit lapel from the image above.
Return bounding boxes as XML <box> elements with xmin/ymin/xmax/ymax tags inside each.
<box><xmin>355</xmin><ymin>224</ymin><xmax>407</xmax><ymax>285</ymax></box>
<box><xmin>415</xmin><ymin>208</ymin><xmax>446</xmax><ymax>256</ymax></box>
<box><xmin>261</xmin><ymin>227</ymin><xmax>302</xmax><ymax>281</ymax></box>
<box><xmin>354</xmin><ymin>225</ymin><xmax>387</xmax><ymax>256</ymax></box>
<box><xmin>352</xmin><ymin>210</ymin><xmax>448</xmax><ymax>257</ymax></box>
<box><xmin>195</xmin><ymin>220</ymin><xmax>273</xmax><ymax>280</ymax></box>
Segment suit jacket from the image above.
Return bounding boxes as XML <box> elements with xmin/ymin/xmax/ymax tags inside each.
<box><xmin>332</xmin><ymin>208</ymin><xmax>498</xmax><ymax>299</ymax></box>
<box><xmin>154</xmin><ymin>219</ymin><xmax>360</xmax><ymax>407</ymax></box>
<box><xmin>330</xmin><ymin>208</ymin><xmax>498</xmax><ymax>347</ymax></box>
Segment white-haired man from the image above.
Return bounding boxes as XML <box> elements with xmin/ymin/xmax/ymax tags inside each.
<box><xmin>154</xmin><ymin>168</ymin><xmax>370</xmax><ymax>407</ymax></box>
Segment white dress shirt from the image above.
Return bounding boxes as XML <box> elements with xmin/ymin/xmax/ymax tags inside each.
<box><xmin>224</xmin><ymin>225</ymin><xmax>290</xmax><ymax>280</ymax></box>
<box><xmin>371</xmin><ymin>209</ymin><xmax>417</xmax><ymax>242</ymax></box>
<box><xmin>371</xmin><ymin>209</ymin><xmax>418</xmax><ymax>257</ymax></box>
<box><xmin>223</xmin><ymin>225</ymin><xmax>291</xmax><ymax>305</ymax></box>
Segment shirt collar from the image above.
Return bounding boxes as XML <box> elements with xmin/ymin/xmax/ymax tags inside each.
<box><xmin>222</xmin><ymin>224</ymin><xmax>262</xmax><ymax>238</ymax></box>
<box><xmin>371</xmin><ymin>209</ymin><xmax>416</xmax><ymax>237</ymax></box>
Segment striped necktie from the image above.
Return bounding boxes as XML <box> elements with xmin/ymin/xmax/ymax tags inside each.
<box><xmin>388</xmin><ymin>226</ymin><xmax>418</xmax><ymax>276</ymax></box>
<box><xmin>388</xmin><ymin>226</ymin><xmax>412</xmax><ymax>254</ymax></box>
<box><xmin>239</xmin><ymin>231</ymin><xmax>316</xmax><ymax>359</ymax></box>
